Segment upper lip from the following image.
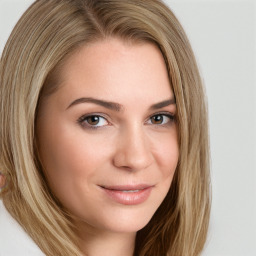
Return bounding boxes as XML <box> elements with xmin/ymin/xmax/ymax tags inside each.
<box><xmin>99</xmin><ymin>184</ymin><xmax>154</xmax><ymax>191</ymax></box>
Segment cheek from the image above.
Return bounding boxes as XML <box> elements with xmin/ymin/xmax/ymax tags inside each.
<box><xmin>157</xmin><ymin>136</ymin><xmax>179</xmax><ymax>200</ymax></box>
<box><xmin>146</xmin><ymin>131</ymin><xmax>179</xmax><ymax>218</ymax></box>
<box><xmin>152</xmin><ymin>131</ymin><xmax>179</xmax><ymax>179</ymax></box>
<box><xmin>37</xmin><ymin>122</ymin><xmax>112</xmax><ymax>198</ymax></box>
<box><xmin>162</xmin><ymin>143</ymin><xmax>179</xmax><ymax>177</ymax></box>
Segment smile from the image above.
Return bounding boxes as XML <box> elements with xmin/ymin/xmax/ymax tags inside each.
<box><xmin>99</xmin><ymin>184</ymin><xmax>153</xmax><ymax>205</ymax></box>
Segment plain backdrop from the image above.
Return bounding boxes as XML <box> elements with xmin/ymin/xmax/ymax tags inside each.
<box><xmin>0</xmin><ymin>1</ymin><xmax>255</xmax><ymax>255</ymax></box>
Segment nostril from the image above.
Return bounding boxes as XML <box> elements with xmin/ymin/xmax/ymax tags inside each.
<box><xmin>113</xmin><ymin>147</ymin><xmax>153</xmax><ymax>171</ymax></box>
<box><xmin>122</xmin><ymin>166</ymin><xmax>135</xmax><ymax>171</ymax></box>
<box><xmin>113</xmin><ymin>130</ymin><xmax>153</xmax><ymax>170</ymax></box>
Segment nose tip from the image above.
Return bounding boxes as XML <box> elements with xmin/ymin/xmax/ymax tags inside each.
<box><xmin>113</xmin><ymin>131</ymin><xmax>153</xmax><ymax>171</ymax></box>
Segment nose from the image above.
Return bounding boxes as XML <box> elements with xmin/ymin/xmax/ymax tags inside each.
<box><xmin>113</xmin><ymin>126</ymin><xmax>153</xmax><ymax>171</ymax></box>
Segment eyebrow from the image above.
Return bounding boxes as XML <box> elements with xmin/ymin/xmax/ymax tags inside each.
<box><xmin>66</xmin><ymin>97</ymin><xmax>176</xmax><ymax>111</ymax></box>
<box><xmin>150</xmin><ymin>98</ymin><xmax>176</xmax><ymax>110</ymax></box>
<box><xmin>67</xmin><ymin>97</ymin><xmax>122</xmax><ymax>111</ymax></box>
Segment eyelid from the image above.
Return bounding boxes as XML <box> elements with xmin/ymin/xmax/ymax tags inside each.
<box><xmin>78</xmin><ymin>113</ymin><xmax>102</xmax><ymax>120</ymax></box>
<box><xmin>145</xmin><ymin>111</ymin><xmax>176</xmax><ymax>125</ymax></box>
<box><xmin>148</xmin><ymin>111</ymin><xmax>175</xmax><ymax>119</ymax></box>
<box><xmin>77</xmin><ymin>113</ymin><xmax>111</xmax><ymax>129</ymax></box>
<box><xmin>77</xmin><ymin>111</ymin><xmax>176</xmax><ymax>130</ymax></box>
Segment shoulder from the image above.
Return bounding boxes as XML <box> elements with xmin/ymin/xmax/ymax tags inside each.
<box><xmin>0</xmin><ymin>200</ymin><xmax>45</xmax><ymax>256</ymax></box>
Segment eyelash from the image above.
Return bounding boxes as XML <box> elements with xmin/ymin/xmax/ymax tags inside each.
<box><xmin>77</xmin><ymin>114</ymin><xmax>109</xmax><ymax>130</ymax></box>
<box><xmin>77</xmin><ymin>112</ymin><xmax>175</xmax><ymax>130</ymax></box>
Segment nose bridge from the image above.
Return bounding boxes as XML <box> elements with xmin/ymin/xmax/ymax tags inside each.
<box><xmin>113</xmin><ymin>123</ymin><xmax>153</xmax><ymax>170</ymax></box>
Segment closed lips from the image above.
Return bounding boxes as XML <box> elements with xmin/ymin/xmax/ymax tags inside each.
<box><xmin>99</xmin><ymin>184</ymin><xmax>154</xmax><ymax>191</ymax></box>
<box><xmin>99</xmin><ymin>184</ymin><xmax>154</xmax><ymax>205</ymax></box>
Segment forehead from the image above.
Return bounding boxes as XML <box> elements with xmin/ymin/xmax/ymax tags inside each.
<box><xmin>49</xmin><ymin>38</ymin><xmax>174</xmax><ymax>106</ymax></box>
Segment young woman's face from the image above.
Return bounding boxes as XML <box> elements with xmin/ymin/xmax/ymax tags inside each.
<box><xmin>36</xmin><ymin>38</ymin><xmax>179</xmax><ymax>234</ymax></box>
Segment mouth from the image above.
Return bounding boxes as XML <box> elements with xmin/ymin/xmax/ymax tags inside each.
<box><xmin>99</xmin><ymin>184</ymin><xmax>154</xmax><ymax>205</ymax></box>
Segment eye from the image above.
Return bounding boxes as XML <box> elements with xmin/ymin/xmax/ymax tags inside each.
<box><xmin>147</xmin><ymin>113</ymin><xmax>175</xmax><ymax>126</ymax></box>
<box><xmin>78</xmin><ymin>115</ymin><xmax>109</xmax><ymax>129</ymax></box>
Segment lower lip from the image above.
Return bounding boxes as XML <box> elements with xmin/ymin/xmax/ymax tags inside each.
<box><xmin>101</xmin><ymin>187</ymin><xmax>153</xmax><ymax>205</ymax></box>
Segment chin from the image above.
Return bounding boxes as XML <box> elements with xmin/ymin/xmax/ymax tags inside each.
<box><xmin>108</xmin><ymin>212</ymin><xmax>153</xmax><ymax>233</ymax></box>
<box><xmin>83</xmin><ymin>203</ymin><xmax>160</xmax><ymax>234</ymax></box>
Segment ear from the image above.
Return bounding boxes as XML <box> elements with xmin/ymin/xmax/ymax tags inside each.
<box><xmin>0</xmin><ymin>172</ymin><xmax>7</xmax><ymax>193</ymax></box>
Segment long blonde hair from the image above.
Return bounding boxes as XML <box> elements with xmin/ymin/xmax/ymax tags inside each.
<box><xmin>0</xmin><ymin>0</ymin><xmax>211</xmax><ymax>255</ymax></box>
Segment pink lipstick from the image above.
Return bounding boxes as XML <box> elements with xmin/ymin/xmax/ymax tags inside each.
<box><xmin>100</xmin><ymin>184</ymin><xmax>153</xmax><ymax>205</ymax></box>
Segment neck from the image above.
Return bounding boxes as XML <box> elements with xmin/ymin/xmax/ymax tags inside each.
<box><xmin>78</xmin><ymin>224</ymin><xmax>136</xmax><ymax>256</ymax></box>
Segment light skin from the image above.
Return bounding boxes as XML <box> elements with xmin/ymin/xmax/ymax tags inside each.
<box><xmin>36</xmin><ymin>38</ymin><xmax>179</xmax><ymax>256</ymax></box>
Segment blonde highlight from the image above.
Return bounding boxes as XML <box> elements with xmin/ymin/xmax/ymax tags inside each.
<box><xmin>0</xmin><ymin>1</ymin><xmax>211</xmax><ymax>255</ymax></box>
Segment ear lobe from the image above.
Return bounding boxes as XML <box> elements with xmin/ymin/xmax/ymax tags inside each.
<box><xmin>0</xmin><ymin>172</ymin><xmax>7</xmax><ymax>193</ymax></box>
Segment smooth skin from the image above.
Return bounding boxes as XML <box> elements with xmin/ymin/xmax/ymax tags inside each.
<box><xmin>36</xmin><ymin>38</ymin><xmax>179</xmax><ymax>256</ymax></box>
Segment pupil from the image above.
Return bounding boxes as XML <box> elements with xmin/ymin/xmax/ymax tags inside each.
<box><xmin>153</xmin><ymin>115</ymin><xmax>163</xmax><ymax>124</ymax></box>
<box><xmin>88</xmin><ymin>116</ymin><xmax>99</xmax><ymax>125</ymax></box>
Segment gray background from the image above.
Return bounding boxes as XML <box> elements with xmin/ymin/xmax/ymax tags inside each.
<box><xmin>0</xmin><ymin>0</ymin><xmax>255</xmax><ymax>255</ymax></box>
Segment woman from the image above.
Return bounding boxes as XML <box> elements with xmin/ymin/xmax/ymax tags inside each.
<box><xmin>0</xmin><ymin>0</ymin><xmax>211</xmax><ymax>255</ymax></box>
